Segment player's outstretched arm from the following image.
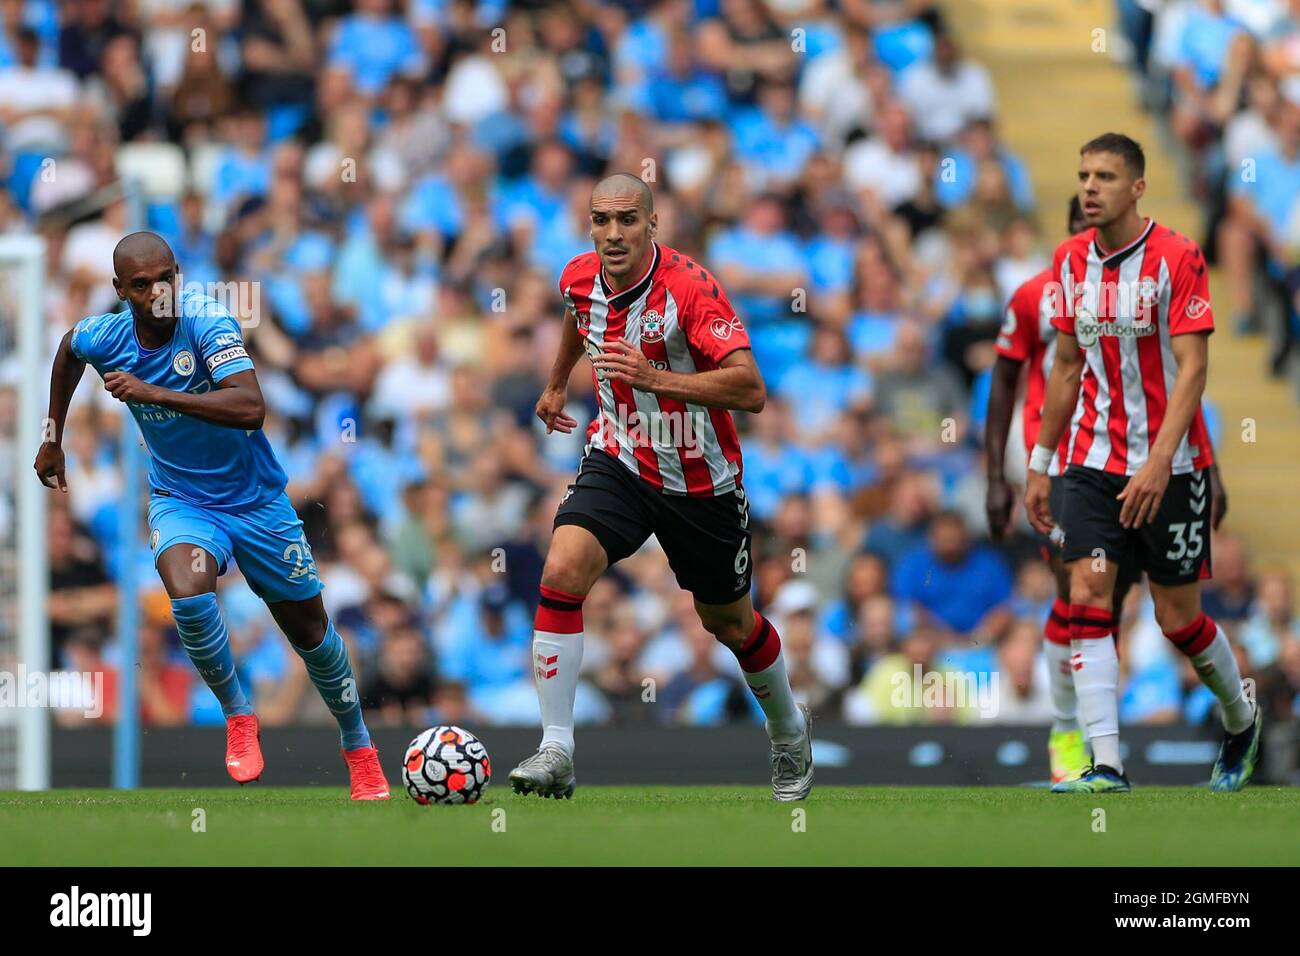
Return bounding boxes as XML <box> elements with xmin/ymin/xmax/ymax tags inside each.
<box><xmin>594</xmin><ymin>339</ymin><xmax>765</xmax><ymax>413</ymax></box>
<box><xmin>535</xmin><ymin>308</ymin><xmax>585</xmax><ymax>434</ymax></box>
<box><xmin>984</xmin><ymin>354</ymin><xmax>1022</xmax><ymax>540</ymax></box>
<box><xmin>102</xmin><ymin>367</ymin><xmax>266</xmax><ymax>430</ymax></box>
<box><xmin>34</xmin><ymin>330</ymin><xmax>88</xmax><ymax>492</ymax></box>
<box><xmin>1025</xmin><ymin>331</ymin><xmax>1083</xmax><ymax>534</ymax></box>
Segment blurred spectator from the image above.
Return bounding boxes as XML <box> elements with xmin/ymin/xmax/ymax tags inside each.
<box><xmin>896</xmin><ymin>32</ymin><xmax>994</xmax><ymax>144</ymax></box>
<box><xmin>890</xmin><ymin>510</ymin><xmax>1012</xmax><ymax>638</ymax></box>
<box><xmin>361</xmin><ymin>625</ymin><xmax>438</xmax><ymax>726</ymax></box>
<box><xmin>1202</xmin><ymin>532</ymin><xmax>1256</xmax><ymax>623</ymax></box>
<box><xmin>47</xmin><ymin>506</ymin><xmax>115</xmax><ymax>668</ymax></box>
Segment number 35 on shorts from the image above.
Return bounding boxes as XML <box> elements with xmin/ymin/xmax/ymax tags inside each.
<box><xmin>1165</xmin><ymin>520</ymin><xmax>1205</xmax><ymax>561</ymax></box>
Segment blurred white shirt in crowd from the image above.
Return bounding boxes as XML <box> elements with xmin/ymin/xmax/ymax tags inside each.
<box><xmin>0</xmin><ymin>61</ymin><xmax>78</xmax><ymax>152</ymax></box>
<box><xmin>896</xmin><ymin>59</ymin><xmax>995</xmax><ymax>144</ymax></box>
<box><xmin>843</xmin><ymin>137</ymin><xmax>921</xmax><ymax>207</ymax></box>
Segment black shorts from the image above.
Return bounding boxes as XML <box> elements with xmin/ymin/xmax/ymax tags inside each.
<box><xmin>1031</xmin><ymin>476</ymin><xmax>1071</xmax><ymax>553</ymax></box>
<box><xmin>554</xmin><ymin>448</ymin><xmax>752</xmax><ymax>605</ymax></box>
<box><xmin>1060</xmin><ymin>465</ymin><xmax>1212</xmax><ymax>586</ymax></box>
<box><xmin>1041</xmin><ymin>475</ymin><xmax>1143</xmax><ymax>598</ymax></box>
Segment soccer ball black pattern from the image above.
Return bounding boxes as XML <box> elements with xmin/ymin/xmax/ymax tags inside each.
<box><xmin>402</xmin><ymin>726</ymin><xmax>491</xmax><ymax>805</ymax></box>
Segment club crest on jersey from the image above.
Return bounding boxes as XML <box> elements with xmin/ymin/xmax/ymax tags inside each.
<box><xmin>1135</xmin><ymin>276</ymin><xmax>1159</xmax><ymax>322</ymax></box>
<box><xmin>575</xmin><ymin>309</ymin><xmax>590</xmax><ymax>332</ymax></box>
<box><xmin>172</xmin><ymin>350</ymin><xmax>195</xmax><ymax>376</ymax></box>
<box><xmin>640</xmin><ymin>309</ymin><xmax>664</xmax><ymax>342</ymax></box>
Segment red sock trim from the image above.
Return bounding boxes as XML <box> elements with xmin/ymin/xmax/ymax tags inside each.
<box><xmin>1068</xmin><ymin>602</ymin><xmax>1113</xmax><ymax>640</ymax></box>
<box><xmin>1044</xmin><ymin>598</ymin><xmax>1072</xmax><ymax>646</ymax></box>
<box><xmin>735</xmin><ymin>612</ymin><xmax>781</xmax><ymax>673</ymax></box>
<box><xmin>535</xmin><ymin>584</ymin><xmax>584</xmax><ymax>634</ymax></box>
<box><xmin>1164</xmin><ymin>612</ymin><xmax>1217</xmax><ymax>657</ymax></box>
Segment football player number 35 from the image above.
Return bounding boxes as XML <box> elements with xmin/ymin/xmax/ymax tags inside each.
<box><xmin>1165</xmin><ymin>521</ymin><xmax>1204</xmax><ymax>561</ymax></box>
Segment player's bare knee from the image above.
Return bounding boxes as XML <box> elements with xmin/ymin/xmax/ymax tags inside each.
<box><xmin>539</xmin><ymin>558</ymin><xmax>593</xmax><ymax>600</ymax></box>
<box><xmin>1151</xmin><ymin>588</ymin><xmax>1201</xmax><ymax>634</ymax></box>
<box><xmin>700</xmin><ymin>610</ymin><xmax>750</xmax><ymax>649</ymax></box>
<box><xmin>541</xmin><ymin>531</ymin><xmax>605</xmax><ymax>596</ymax></box>
<box><xmin>285</xmin><ymin>623</ymin><xmax>324</xmax><ymax>650</ymax></box>
<box><xmin>158</xmin><ymin>567</ymin><xmax>215</xmax><ymax>600</ymax></box>
<box><xmin>1069</xmin><ymin>572</ymin><xmax>1111</xmax><ymax>609</ymax></box>
<box><xmin>156</xmin><ymin>544</ymin><xmax>217</xmax><ymax>599</ymax></box>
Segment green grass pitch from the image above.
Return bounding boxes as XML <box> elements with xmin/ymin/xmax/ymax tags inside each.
<box><xmin>2</xmin><ymin>786</ymin><xmax>1297</xmax><ymax>866</ymax></box>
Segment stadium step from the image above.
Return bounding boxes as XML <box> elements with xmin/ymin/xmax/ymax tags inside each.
<box><xmin>952</xmin><ymin>0</ymin><xmax>1300</xmax><ymax>579</ymax></box>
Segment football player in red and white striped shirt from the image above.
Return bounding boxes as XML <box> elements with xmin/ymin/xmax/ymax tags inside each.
<box><xmin>989</xmin><ymin>197</ymin><xmax>1228</xmax><ymax>783</ymax></box>
<box><xmin>1026</xmin><ymin>134</ymin><xmax>1260</xmax><ymax>793</ymax></box>
<box><xmin>508</xmin><ymin>173</ymin><xmax>812</xmax><ymax>801</ymax></box>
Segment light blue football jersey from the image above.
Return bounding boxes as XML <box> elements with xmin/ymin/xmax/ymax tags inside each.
<box><xmin>70</xmin><ymin>287</ymin><xmax>288</xmax><ymax>510</ymax></box>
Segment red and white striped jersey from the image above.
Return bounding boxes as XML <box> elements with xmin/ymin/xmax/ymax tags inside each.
<box><xmin>559</xmin><ymin>242</ymin><xmax>750</xmax><ymax>496</ymax></box>
<box><xmin>1048</xmin><ymin>219</ymin><xmax>1215</xmax><ymax>476</ymax></box>
<box><xmin>994</xmin><ymin>266</ymin><xmax>1068</xmax><ymax>477</ymax></box>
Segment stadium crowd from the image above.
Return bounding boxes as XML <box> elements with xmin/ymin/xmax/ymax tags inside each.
<box><xmin>0</xmin><ymin>0</ymin><xmax>1295</xmax><ymax>766</ymax></box>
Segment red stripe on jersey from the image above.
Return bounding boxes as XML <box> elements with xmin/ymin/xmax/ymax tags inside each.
<box><xmin>604</xmin><ymin>306</ymin><xmax>664</xmax><ymax>489</ymax></box>
<box><xmin>1187</xmin><ymin>408</ymin><xmax>1213</xmax><ymax>468</ymax></box>
<box><xmin>638</xmin><ymin>284</ymin><xmax>714</xmax><ymax>494</ymax></box>
<box><xmin>998</xmin><ymin>268</ymin><xmax>1070</xmax><ymax>469</ymax></box>
<box><xmin>683</xmin><ymin>336</ymin><xmax>745</xmax><ymax>486</ymax></box>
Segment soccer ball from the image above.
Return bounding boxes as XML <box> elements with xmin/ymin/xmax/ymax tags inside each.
<box><xmin>402</xmin><ymin>726</ymin><xmax>491</xmax><ymax>805</ymax></box>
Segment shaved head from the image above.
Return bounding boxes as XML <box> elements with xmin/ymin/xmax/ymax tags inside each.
<box><xmin>112</xmin><ymin>231</ymin><xmax>182</xmax><ymax>329</ymax></box>
<box><xmin>591</xmin><ymin>173</ymin><xmax>653</xmax><ymax>214</ymax></box>
<box><xmin>113</xmin><ymin>231</ymin><xmax>175</xmax><ymax>278</ymax></box>
<box><xmin>589</xmin><ymin>173</ymin><xmax>657</xmax><ymax>287</ymax></box>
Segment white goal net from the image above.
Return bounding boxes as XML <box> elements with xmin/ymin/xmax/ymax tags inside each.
<box><xmin>0</xmin><ymin>234</ymin><xmax>49</xmax><ymax>790</ymax></box>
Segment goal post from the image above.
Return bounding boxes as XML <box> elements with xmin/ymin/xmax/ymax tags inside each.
<box><xmin>0</xmin><ymin>234</ymin><xmax>50</xmax><ymax>790</ymax></box>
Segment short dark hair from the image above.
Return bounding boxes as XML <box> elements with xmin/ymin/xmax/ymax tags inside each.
<box><xmin>1080</xmin><ymin>132</ymin><xmax>1145</xmax><ymax>178</ymax></box>
<box><xmin>1068</xmin><ymin>195</ymin><xmax>1085</xmax><ymax>232</ymax></box>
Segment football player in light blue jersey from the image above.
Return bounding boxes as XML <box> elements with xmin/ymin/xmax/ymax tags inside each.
<box><xmin>35</xmin><ymin>232</ymin><xmax>391</xmax><ymax>799</ymax></box>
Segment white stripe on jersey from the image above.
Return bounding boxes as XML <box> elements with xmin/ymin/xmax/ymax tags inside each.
<box><xmin>1116</xmin><ymin>249</ymin><xmax>1149</xmax><ymax>469</ymax></box>
<box><xmin>1156</xmin><ymin>257</ymin><xmax>1195</xmax><ymax>472</ymax></box>
<box><xmin>661</xmin><ymin>289</ymin><xmax>737</xmax><ymax>494</ymax></box>
<box><xmin>624</xmin><ymin>294</ymin><xmax>688</xmax><ymax>493</ymax></box>
<box><xmin>584</xmin><ymin>279</ymin><xmax>641</xmax><ymax>474</ymax></box>
<box><xmin>1037</xmin><ymin>292</ymin><xmax>1064</xmax><ymax>478</ymax></box>
<box><xmin>1079</xmin><ymin>249</ymin><xmax>1113</xmax><ymax>471</ymax></box>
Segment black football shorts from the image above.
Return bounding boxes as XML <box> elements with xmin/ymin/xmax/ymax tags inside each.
<box><xmin>1042</xmin><ymin>474</ymin><xmax>1142</xmax><ymax>598</ymax></box>
<box><xmin>1060</xmin><ymin>464</ymin><xmax>1212</xmax><ymax>586</ymax></box>
<box><xmin>554</xmin><ymin>448</ymin><xmax>753</xmax><ymax>605</ymax></box>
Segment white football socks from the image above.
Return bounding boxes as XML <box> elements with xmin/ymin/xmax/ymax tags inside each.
<box><xmin>533</xmin><ymin>584</ymin><xmax>587</xmax><ymax>758</ymax></box>
<box><xmin>534</xmin><ymin>630</ymin><xmax>582</xmax><ymax>757</ymax></box>
<box><xmin>743</xmin><ymin>652</ymin><xmax>805</xmax><ymax>745</ymax></box>
<box><xmin>1070</xmin><ymin>636</ymin><xmax>1122</xmax><ymax>772</ymax></box>
<box><xmin>732</xmin><ymin>613</ymin><xmax>804</xmax><ymax>745</ymax></box>
<box><xmin>1188</xmin><ymin>624</ymin><xmax>1254</xmax><ymax>734</ymax></box>
<box><xmin>1043</xmin><ymin>639</ymin><xmax>1080</xmax><ymax>734</ymax></box>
